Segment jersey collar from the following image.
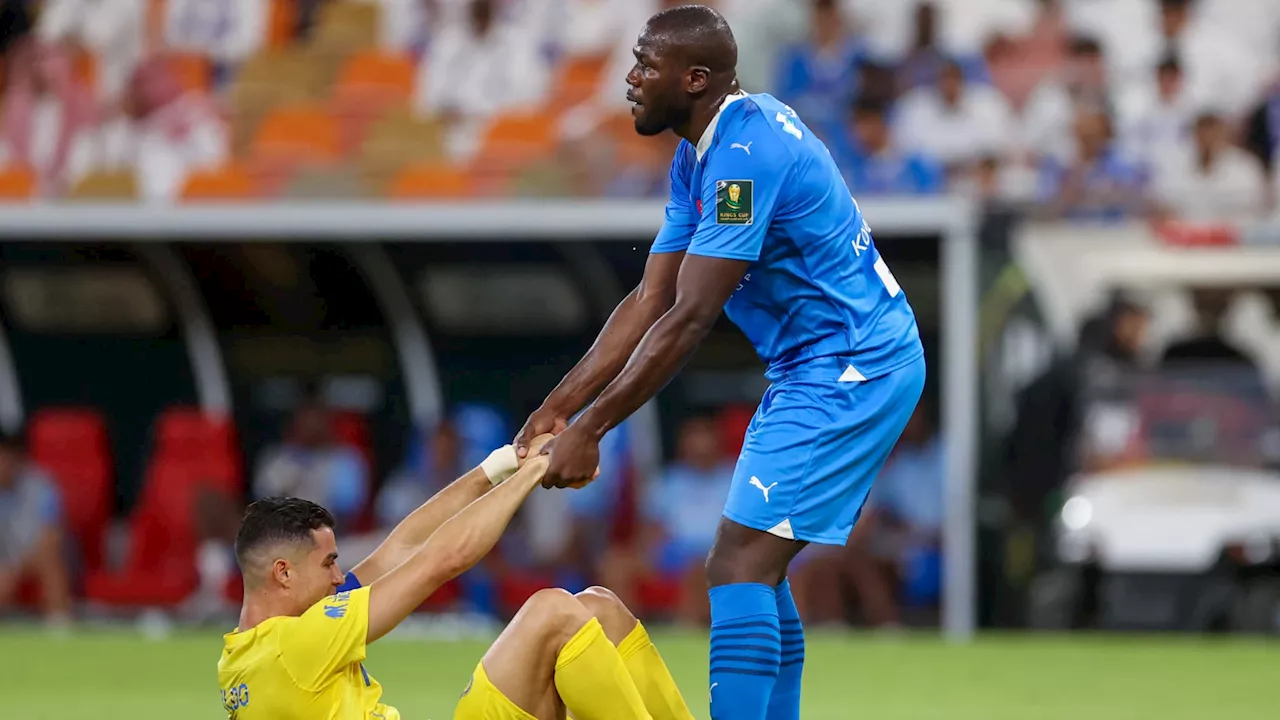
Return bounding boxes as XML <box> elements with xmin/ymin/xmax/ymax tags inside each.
<box><xmin>695</xmin><ymin>91</ymin><xmax>749</xmax><ymax>162</ymax></box>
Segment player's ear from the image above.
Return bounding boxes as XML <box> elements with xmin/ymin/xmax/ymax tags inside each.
<box><xmin>687</xmin><ymin>66</ymin><xmax>710</xmax><ymax>94</ymax></box>
<box><xmin>273</xmin><ymin>558</ymin><xmax>291</xmax><ymax>587</ymax></box>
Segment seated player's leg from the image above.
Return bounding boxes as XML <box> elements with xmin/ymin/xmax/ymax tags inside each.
<box><xmin>574</xmin><ymin>586</ymin><xmax>695</xmax><ymax>720</ymax></box>
<box><xmin>708</xmin><ymin>355</ymin><xmax>926</xmax><ymax>720</ymax></box>
<box><xmin>455</xmin><ymin>588</ymin><xmax>651</xmax><ymax>720</ymax></box>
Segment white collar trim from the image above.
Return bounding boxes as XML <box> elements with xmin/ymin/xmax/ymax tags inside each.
<box><xmin>695</xmin><ymin>91</ymin><xmax>749</xmax><ymax>161</ymax></box>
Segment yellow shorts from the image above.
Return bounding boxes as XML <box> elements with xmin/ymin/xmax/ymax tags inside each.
<box><xmin>453</xmin><ymin>662</ymin><xmax>537</xmax><ymax>720</ymax></box>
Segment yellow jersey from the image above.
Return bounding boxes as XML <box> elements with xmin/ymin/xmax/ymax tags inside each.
<box><xmin>217</xmin><ymin>586</ymin><xmax>400</xmax><ymax>720</ymax></box>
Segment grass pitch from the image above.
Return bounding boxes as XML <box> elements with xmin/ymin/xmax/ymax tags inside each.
<box><xmin>0</xmin><ymin>628</ymin><xmax>1274</xmax><ymax>719</ymax></box>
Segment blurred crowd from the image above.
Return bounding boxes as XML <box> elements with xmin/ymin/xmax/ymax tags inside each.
<box><xmin>0</xmin><ymin>391</ymin><xmax>944</xmax><ymax>629</ymax></box>
<box><xmin>0</xmin><ymin>0</ymin><xmax>1278</xmax><ymax>222</ymax></box>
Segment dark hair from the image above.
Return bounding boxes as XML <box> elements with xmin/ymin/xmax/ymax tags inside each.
<box><xmin>646</xmin><ymin>4</ymin><xmax>738</xmax><ymax>73</ymax></box>
<box><xmin>235</xmin><ymin>497</ymin><xmax>336</xmax><ymax>569</ymax></box>
<box><xmin>0</xmin><ymin>429</ymin><xmax>24</xmax><ymax>453</ymax></box>
<box><xmin>1067</xmin><ymin>35</ymin><xmax>1103</xmax><ymax>57</ymax></box>
<box><xmin>852</xmin><ymin>96</ymin><xmax>890</xmax><ymax>120</ymax></box>
<box><xmin>1156</xmin><ymin>53</ymin><xmax>1182</xmax><ymax>75</ymax></box>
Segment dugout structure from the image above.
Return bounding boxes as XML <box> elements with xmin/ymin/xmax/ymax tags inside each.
<box><xmin>0</xmin><ymin>197</ymin><xmax>980</xmax><ymax>640</ymax></box>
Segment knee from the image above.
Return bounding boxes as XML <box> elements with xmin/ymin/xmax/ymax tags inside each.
<box><xmin>519</xmin><ymin>588</ymin><xmax>592</xmax><ymax>646</ymax></box>
<box><xmin>705</xmin><ymin>534</ymin><xmax>792</xmax><ymax>588</ymax></box>
<box><xmin>575</xmin><ymin>586</ymin><xmax>637</xmax><ymax>644</ymax></box>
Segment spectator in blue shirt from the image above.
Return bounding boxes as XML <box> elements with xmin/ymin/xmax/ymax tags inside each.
<box><xmin>0</xmin><ymin>430</ymin><xmax>71</xmax><ymax>626</ymax></box>
<box><xmin>896</xmin><ymin>2</ymin><xmax>990</xmax><ymax>92</ymax></box>
<box><xmin>774</xmin><ymin>0</ymin><xmax>864</xmax><ymax>133</ymax></box>
<box><xmin>1037</xmin><ymin>104</ymin><xmax>1149</xmax><ymax>222</ymax></box>
<box><xmin>601</xmin><ymin>414</ymin><xmax>733</xmax><ymax>626</ymax></box>
<box><xmin>837</xmin><ymin>97</ymin><xmax>946</xmax><ymax>195</ymax></box>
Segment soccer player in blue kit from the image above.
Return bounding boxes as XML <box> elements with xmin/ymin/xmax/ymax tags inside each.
<box><xmin>515</xmin><ymin>5</ymin><xmax>925</xmax><ymax>719</ymax></box>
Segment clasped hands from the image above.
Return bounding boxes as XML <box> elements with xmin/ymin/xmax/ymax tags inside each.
<box><xmin>513</xmin><ymin>410</ymin><xmax>602</xmax><ymax>490</ymax></box>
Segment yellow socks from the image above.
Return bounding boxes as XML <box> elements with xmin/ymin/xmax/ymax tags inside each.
<box><xmin>554</xmin><ymin>618</ymin><xmax>652</xmax><ymax>720</ymax></box>
<box><xmin>618</xmin><ymin>621</ymin><xmax>696</xmax><ymax>720</ymax></box>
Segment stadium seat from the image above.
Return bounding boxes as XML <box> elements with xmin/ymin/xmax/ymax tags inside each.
<box><xmin>84</xmin><ymin>461</ymin><xmax>208</xmax><ymax>606</ymax></box>
<box><xmin>331</xmin><ymin>410</ymin><xmax>374</xmax><ymax>473</ymax></box>
<box><xmin>717</xmin><ymin>404</ymin><xmax>755</xmax><ymax>459</ymax></box>
<box><xmin>268</xmin><ymin>0</ymin><xmax>299</xmax><ymax>49</ymax></box>
<box><xmin>282</xmin><ymin>165</ymin><xmax>372</xmax><ymax>199</ymax></box>
<box><xmin>358</xmin><ymin>109</ymin><xmax>446</xmax><ymax>190</ymax></box>
<box><xmin>153</xmin><ymin>406</ymin><xmax>242</xmax><ymax>491</ymax></box>
<box><xmin>253</xmin><ymin>104</ymin><xmax>341</xmax><ymax>161</ymax></box>
<box><xmin>180</xmin><ymin>164</ymin><xmax>258</xmax><ymax>201</ymax></box>
<box><xmin>312</xmin><ymin>2</ymin><xmax>379</xmax><ymax>54</ymax></box>
<box><xmin>387</xmin><ymin>162</ymin><xmax>475</xmax><ymax>199</ymax></box>
<box><xmin>0</xmin><ymin>165</ymin><xmax>36</xmax><ymax>200</ymax></box>
<box><xmin>67</xmin><ymin>171</ymin><xmax>138</xmax><ymax>201</ymax></box>
<box><xmin>554</xmin><ymin>55</ymin><xmax>608</xmax><ymax>106</ymax></box>
<box><xmin>26</xmin><ymin>407</ymin><xmax>113</xmax><ymax>573</ymax></box>
<box><xmin>475</xmin><ymin>111</ymin><xmax>557</xmax><ymax>173</ymax></box>
<box><xmin>499</xmin><ymin>572</ymin><xmax>556</xmax><ymax>615</ymax></box>
<box><xmin>637</xmin><ymin>576</ymin><xmax>682</xmax><ymax>616</ymax></box>
<box><xmin>334</xmin><ymin>51</ymin><xmax>415</xmax><ymax>102</ymax></box>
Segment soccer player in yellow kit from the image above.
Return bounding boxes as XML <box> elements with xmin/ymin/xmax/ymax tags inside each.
<box><xmin>217</xmin><ymin>435</ymin><xmax>693</xmax><ymax>720</ymax></box>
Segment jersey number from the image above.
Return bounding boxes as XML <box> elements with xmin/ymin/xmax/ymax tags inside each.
<box><xmin>775</xmin><ymin>112</ymin><xmax>803</xmax><ymax>140</ymax></box>
<box><xmin>851</xmin><ymin>203</ymin><xmax>902</xmax><ymax>298</ymax></box>
<box><xmin>222</xmin><ymin>683</ymin><xmax>250</xmax><ymax>712</ymax></box>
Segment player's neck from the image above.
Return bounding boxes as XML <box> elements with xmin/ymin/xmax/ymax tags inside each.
<box><xmin>677</xmin><ymin>85</ymin><xmax>736</xmax><ymax>146</ymax></box>
<box><xmin>237</xmin><ymin>594</ymin><xmax>296</xmax><ymax>631</ymax></box>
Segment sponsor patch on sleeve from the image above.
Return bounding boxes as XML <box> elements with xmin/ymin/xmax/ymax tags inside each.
<box><xmin>715</xmin><ymin>179</ymin><xmax>753</xmax><ymax>225</ymax></box>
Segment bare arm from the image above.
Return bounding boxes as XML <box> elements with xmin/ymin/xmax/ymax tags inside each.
<box><xmin>352</xmin><ymin>435</ymin><xmax>554</xmax><ymax>585</ymax></box>
<box><xmin>365</xmin><ymin>456</ymin><xmax>549</xmax><ymax>643</ymax></box>
<box><xmin>573</xmin><ymin>254</ymin><xmax>749</xmax><ymax>441</ymax></box>
<box><xmin>515</xmin><ymin>251</ymin><xmax>684</xmax><ymax>455</ymax></box>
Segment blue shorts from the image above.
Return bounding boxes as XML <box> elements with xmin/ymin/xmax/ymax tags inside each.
<box><xmin>723</xmin><ymin>354</ymin><xmax>926</xmax><ymax>546</ymax></box>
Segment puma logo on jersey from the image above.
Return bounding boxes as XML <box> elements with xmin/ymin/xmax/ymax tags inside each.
<box><xmin>749</xmin><ymin>476</ymin><xmax>778</xmax><ymax>502</ymax></box>
<box><xmin>730</xmin><ymin>142</ymin><xmax>753</xmax><ymax>155</ymax></box>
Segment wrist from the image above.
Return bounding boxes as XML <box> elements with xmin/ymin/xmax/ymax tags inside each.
<box><xmin>480</xmin><ymin>445</ymin><xmax>520</xmax><ymax>486</ymax></box>
<box><xmin>573</xmin><ymin>408</ymin><xmax>611</xmax><ymax>441</ymax></box>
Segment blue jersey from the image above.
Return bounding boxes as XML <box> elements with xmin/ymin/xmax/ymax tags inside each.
<box><xmin>651</xmin><ymin>92</ymin><xmax>921</xmax><ymax>381</ymax></box>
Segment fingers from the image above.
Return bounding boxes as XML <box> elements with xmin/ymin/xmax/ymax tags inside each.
<box><xmin>526</xmin><ymin>433</ymin><xmax>556</xmax><ymax>458</ymax></box>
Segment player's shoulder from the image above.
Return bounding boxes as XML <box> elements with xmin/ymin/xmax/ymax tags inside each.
<box><xmin>715</xmin><ymin>94</ymin><xmax>808</xmax><ymax>164</ymax></box>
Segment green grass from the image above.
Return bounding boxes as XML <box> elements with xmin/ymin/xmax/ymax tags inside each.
<box><xmin>0</xmin><ymin>628</ymin><xmax>1275</xmax><ymax>719</ymax></box>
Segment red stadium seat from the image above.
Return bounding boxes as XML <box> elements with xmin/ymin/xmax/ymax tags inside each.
<box><xmin>26</xmin><ymin>407</ymin><xmax>113</xmax><ymax>573</ymax></box>
<box><xmin>330</xmin><ymin>410</ymin><xmax>376</xmax><ymax>531</ymax></box>
<box><xmin>499</xmin><ymin>572</ymin><xmax>556</xmax><ymax>616</ymax></box>
<box><xmin>637</xmin><ymin>576</ymin><xmax>682</xmax><ymax>615</ymax></box>
<box><xmin>154</xmin><ymin>406</ymin><xmax>243</xmax><ymax>491</ymax></box>
<box><xmin>84</xmin><ymin>461</ymin><xmax>209</xmax><ymax>606</ymax></box>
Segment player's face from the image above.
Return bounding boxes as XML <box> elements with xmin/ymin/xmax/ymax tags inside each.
<box><xmin>296</xmin><ymin>527</ymin><xmax>345</xmax><ymax>606</ymax></box>
<box><xmin>626</xmin><ymin>35</ymin><xmax>687</xmax><ymax>137</ymax></box>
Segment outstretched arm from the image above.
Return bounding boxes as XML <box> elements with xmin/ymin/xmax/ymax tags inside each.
<box><xmin>365</xmin><ymin>455</ymin><xmax>550</xmax><ymax>643</ymax></box>
<box><xmin>351</xmin><ymin>435</ymin><xmax>552</xmax><ymax>585</ymax></box>
<box><xmin>541</xmin><ymin>255</ymin><xmax>748</xmax><ymax>487</ymax></box>
<box><xmin>515</xmin><ymin>250</ymin><xmax>685</xmax><ymax>457</ymax></box>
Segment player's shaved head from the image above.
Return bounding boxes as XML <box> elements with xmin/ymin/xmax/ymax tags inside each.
<box><xmin>235</xmin><ymin>497</ymin><xmax>336</xmax><ymax>587</ymax></box>
<box><xmin>643</xmin><ymin>4</ymin><xmax>737</xmax><ymax>74</ymax></box>
<box><xmin>627</xmin><ymin>4</ymin><xmax>740</xmax><ymax>138</ymax></box>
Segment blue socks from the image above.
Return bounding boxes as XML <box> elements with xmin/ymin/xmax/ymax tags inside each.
<box><xmin>708</xmin><ymin>583</ymin><xmax>780</xmax><ymax>720</ymax></box>
<box><xmin>768</xmin><ymin>579</ymin><xmax>805</xmax><ymax>720</ymax></box>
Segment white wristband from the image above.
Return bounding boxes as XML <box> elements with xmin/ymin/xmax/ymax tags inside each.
<box><xmin>480</xmin><ymin>445</ymin><xmax>520</xmax><ymax>486</ymax></box>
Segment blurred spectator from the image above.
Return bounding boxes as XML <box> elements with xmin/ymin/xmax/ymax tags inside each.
<box><xmin>896</xmin><ymin>58</ymin><xmax>1014</xmax><ymax>173</ymax></box>
<box><xmin>97</xmin><ymin>56</ymin><xmax>230</xmax><ymax>203</ymax></box>
<box><xmin>1147</xmin><ymin>0</ymin><xmax>1265</xmax><ymax>118</ymax></box>
<box><xmin>983</xmin><ymin>0</ymin><xmax>1068</xmax><ymax>109</ymax></box>
<box><xmin>844</xmin><ymin>402</ymin><xmax>943</xmax><ymax>627</ymax></box>
<box><xmin>555</xmin><ymin>0</ymin><xmax>635</xmax><ymax>58</ymax></box>
<box><xmin>1243</xmin><ymin>76</ymin><xmax>1280</xmax><ymax>175</ymax></box>
<box><xmin>252</xmin><ymin>396</ymin><xmax>368</xmax><ymax>529</ymax></box>
<box><xmin>1035</xmin><ymin>104</ymin><xmax>1147</xmax><ymax>222</ymax></box>
<box><xmin>0</xmin><ymin>431</ymin><xmax>71</xmax><ymax>625</ymax></box>
<box><xmin>895</xmin><ymin>2</ymin><xmax>990</xmax><ymax>92</ymax></box>
<box><xmin>0</xmin><ymin>40</ymin><xmax>98</xmax><ymax>196</ymax></box>
<box><xmin>163</xmin><ymin>0</ymin><xmax>269</xmax><ymax>68</ymax></box>
<box><xmin>601</xmin><ymin>414</ymin><xmax>732</xmax><ymax>626</ymax></box>
<box><xmin>376</xmin><ymin>420</ymin><xmax>467</xmax><ymax>528</ymax></box>
<box><xmin>1161</xmin><ymin>288</ymin><xmax>1260</xmax><ymax>373</ymax></box>
<box><xmin>36</xmin><ymin>0</ymin><xmax>145</xmax><ymax>105</ymax></box>
<box><xmin>1152</xmin><ymin>113</ymin><xmax>1268</xmax><ymax>223</ymax></box>
<box><xmin>1117</xmin><ymin>54</ymin><xmax>1195</xmax><ymax>170</ymax></box>
<box><xmin>415</xmin><ymin>0</ymin><xmax>551</xmax><ymax>121</ymax></box>
<box><xmin>0</xmin><ymin>0</ymin><xmax>35</xmax><ymax>56</ymax></box>
<box><xmin>832</xmin><ymin>96</ymin><xmax>945</xmax><ymax>195</ymax></box>
<box><xmin>1022</xmin><ymin>35</ymin><xmax>1111</xmax><ymax>163</ymax></box>
<box><xmin>773</xmin><ymin>0</ymin><xmax>863</xmax><ymax>133</ymax></box>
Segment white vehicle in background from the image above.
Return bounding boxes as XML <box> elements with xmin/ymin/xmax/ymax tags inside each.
<box><xmin>1013</xmin><ymin>224</ymin><xmax>1280</xmax><ymax>634</ymax></box>
<box><xmin>1029</xmin><ymin>366</ymin><xmax>1280</xmax><ymax>633</ymax></box>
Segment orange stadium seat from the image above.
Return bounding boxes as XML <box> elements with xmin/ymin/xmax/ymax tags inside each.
<box><xmin>253</xmin><ymin>104</ymin><xmax>341</xmax><ymax>161</ymax></box>
<box><xmin>181</xmin><ymin>164</ymin><xmax>258</xmax><ymax>201</ymax></box>
<box><xmin>474</xmin><ymin>111</ymin><xmax>557</xmax><ymax>180</ymax></box>
<box><xmin>335</xmin><ymin>50</ymin><xmax>415</xmax><ymax>101</ymax></box>
<box><xmin>268</xmin><ymin>0</ymin><xmax>299</xmax><ymax>49</ymax></box>
<box><xmin>554</xmin><ymin>55</ymin><xmax>608</xmax><ymax>106</ymax></box>
<box><xmin>0</xmin><ymin>165</ymin><xmax>36</xmax><ymax>200</ymax></box>
<box><xmin>27</xmin><ymin>407</ymin><xmax>113</xmax><ymax>573</ymax></box>
<box><xmin>387</xmin><ymin>162</ymin><xmax>476</xmax><ymax>199</ymax></box>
